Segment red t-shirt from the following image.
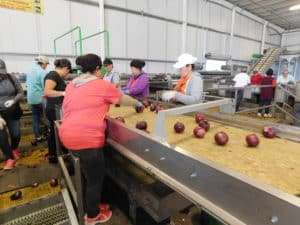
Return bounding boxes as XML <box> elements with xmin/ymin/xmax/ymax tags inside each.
<box><xmin>251</xmin><ymin>74</ymin><xmax>263</xmax><ymax>85</ymax></box>
<box><xmin>59</xmin><ymin>79</ymin><xmax>122</xmax><ymax>150</ymax></box>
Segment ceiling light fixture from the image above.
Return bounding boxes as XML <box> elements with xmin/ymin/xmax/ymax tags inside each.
<box><xmin>289</xmin><ymin>4</ymin><xmax>300</xmax><ymax>11</ymax></box>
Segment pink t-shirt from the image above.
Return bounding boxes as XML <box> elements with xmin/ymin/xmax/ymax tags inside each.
<box><xmin>59</xmin><ymin>79</ymin><xmax>122</xmax><ymax>150</ymax></box>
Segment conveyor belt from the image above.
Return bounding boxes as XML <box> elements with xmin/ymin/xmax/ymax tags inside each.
<box><xmin>108</xmin><ymin>106</ymin><xmax>300</xmax><ymax>195</ymax></box>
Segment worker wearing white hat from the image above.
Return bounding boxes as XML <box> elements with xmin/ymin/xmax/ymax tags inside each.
<box><xmin>162</xmin><ymin>53</ymin><xmax>203</xmax><ymax>104</ymax></box>
<box><xmin>26</xmin><ymin>55</ymin><xmax>49</xmax><ymax>143</ymax></box>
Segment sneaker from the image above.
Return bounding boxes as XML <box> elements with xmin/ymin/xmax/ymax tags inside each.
<box><xmin>267</xmin><ymin>113</ymin><xmax>272</xmax><ymax>118</ymax></box>
<box><xmin>257</xmin><ymin>113</ymin><xmax>262</xmax><ymax>117</ymax></box>
<box><xmin>98</xmin><ymin>203</ymin><xmax>110</xmax><ymax>211</ymax></box>
<box><xmin>84</xmin><ymin>204</ymin><xmax>111</xmax><ymax>220</ymax></box>
<box><xmin>85</xmin><ymin>210</ymin><xmax>112</xmax><ymax>225</ymax></box>
<box><xmin>36</xmin><ymin>136</ymin><xmax>47</xmax><ymax>142</ymax></box>
<box><xmin>12</xmin><ymin>149</ymin><xmax>20</xmax><ymax>160</ymax></box>
<box><xmin>263</xmin><ymin>114</ymin><xmax>268</xmax><ymax>118</ymax></box>
<box><xmin>3</xmin><ymin>159</ymin><xmax>16</xmax><ymax>170</ymax></box>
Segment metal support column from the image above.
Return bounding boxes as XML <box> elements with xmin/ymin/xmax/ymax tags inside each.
<box><xmin>181</xmin><ymin>0</ymin><xmax>187</xmax><ymax>53</ymax></box>
<box><xmin>228</xmin><ymin>7</ymin><xmax>236</xmax><ymax>58</ymax></box>
<box><xmin>261</xmin><ymin>21</ymin><xmax>268</xmax><ymax>54</ymax></box>
<box><xmin>99</xmin><ymin>0</ymin><xmax>105</xmax><ymax>59</ymax></box>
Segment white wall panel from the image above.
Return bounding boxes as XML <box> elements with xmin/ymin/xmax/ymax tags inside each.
<box><xmin>166</xmin><ymin>23</ymin><xmax>181</xmax><ymax>61</ymax></box>
<box><xmin>40</xmin><ymin>0</ymin><xmax>72</xmax><ymax>55</ymax></box>
<box><xmin>126</xmin><ymin>0</ymin><xmax>147</xmax><ymax>12</ymax></box>
<box><xmin>198</xmin><ymin>0</ymin><xmax>209</xmax><ymax>27</ymax></box>
<box><xmin>147</xmin><ymin>62</ymin><xmax>166</xmax><ymax>73</ymax></box>
<box><xmin>70</xmin><ymin>2</ymin><xmax>100</xmax><ymax>55</ymax></box>
<box><xmin>232</xmin><ymin>37</ymin><xmax>260</xmax><ymax>60</ymax></box>
<box><xmin>0</xmin><ymin>9</ymin><xmax>38</xmax><ymax>53</ymax></box>
<box><xmin>187</xmin><ymin>0</ymin><xmax>198</xmax><ymax>24</ymax></box>
<box><xmin>104</xmin><ymin>0</ymin><xmax>126</xmax><ymax>7</ymax></box>
<box><xmin>206</xmin><ymin>31</ymin><xmax>228</xmax><ymax>56</ymax></box>
<box><xmin>148</xmin><ymin>0</ymin><xmax>167</xmax><ymax>17</ymax></box>
<box><xmin>282</xmin><ymin>31</ymin><xmax>300</xmax><ymax>51</ymax></box>
<box><xmin>166</xmin><ymin>0</ymin><xmax>182</xmax><ymax>21</ymax></box>
<box><xmin>105</xmin><ymin>9</ymin><xmax>127</xmax><ymax>57</ymax></box>
<box><xmin>127</xmin><ymin>14</ymin><xmax>147</xmax><ymax>59</ymax></box>
<box><xmin>186</xmin><ymin>26</ymin><xmax>198</xmax><ymax>57</ymax></box>
<box><xmin>148</xmin><ymin>18</ymin><xmax>166</xmax><ymax>60</ymax></box>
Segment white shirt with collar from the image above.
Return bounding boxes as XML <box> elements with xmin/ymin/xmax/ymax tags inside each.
<box><xmin>233</xmin><ymin>72</ymin><xmax>250</xmax><ymax>88</ymax></box>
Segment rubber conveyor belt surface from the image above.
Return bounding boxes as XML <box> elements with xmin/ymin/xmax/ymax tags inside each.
<box><xmin>108</xmin><ymin>106</ymin><xmax>300</xmax><ymax>195</ymax></box>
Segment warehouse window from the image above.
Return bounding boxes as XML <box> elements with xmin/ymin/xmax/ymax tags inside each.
<box><xmin>205</xmin><ymin>60</ymin><xmax>226</xmax><ymax>71</ymax></box>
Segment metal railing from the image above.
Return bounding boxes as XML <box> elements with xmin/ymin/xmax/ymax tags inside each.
<box><xmin>74</xmin><ymin>30</ymin><xmax>110</xmax><ymax>57</ymax></box>
<box><xmin>54</xmin><ymin>26</ymin><xmax>83</xmax><ymax>58</ymax></box>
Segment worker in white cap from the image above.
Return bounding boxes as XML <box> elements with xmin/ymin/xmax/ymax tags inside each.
<box><xmin>162</xmin><ymin>53</ymin><xmax>203</xmax><ymax>104</ymax></box>
<box><xmin>26</xmin><ymin>55</ymin><xmax>49</xmax><ymax>143</ymax></box>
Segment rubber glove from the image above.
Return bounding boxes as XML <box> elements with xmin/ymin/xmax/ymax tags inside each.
<box><xmin>161</xmin><ymin>91</ymin><xmax>176</xmax><ymax>101</ymax></box>
<box><xmin>136</xmin><ymin>101</ymin><xmax>144</xmax><ymax>108</ymax></box>
<box><xmin>4</xmin><ymin>99</ymin><xmax>15</xmax><ymax>108</ymax></box>
<box><xmin>0</xmin><ymin>116</ymin><xmax>6</xmax><ymax>130</ymax></box>
<box><xmin>122</xmin><ymin>90</ymin><xmax>129</xmax><ymax>95</ymax></box>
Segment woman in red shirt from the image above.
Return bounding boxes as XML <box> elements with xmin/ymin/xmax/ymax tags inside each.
<box><xmin>59</xmin><ymin>54</ymin><xmax>142</xmax><ymax>224</ymax></box>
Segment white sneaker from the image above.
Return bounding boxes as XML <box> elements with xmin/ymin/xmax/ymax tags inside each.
<box><xmin>257</xmin><ymin>113</ymin><xmax>262</xmax><ymax>117</ymax></box>
<box><xmin>267</xmin><ymin>113</ymin><xmax>272</xmax><ymax>118</ymax></box>
<box><xmin>263</xmin><ymin>114</ymin><xmax>268</xmax><ymax>118</ymax></box>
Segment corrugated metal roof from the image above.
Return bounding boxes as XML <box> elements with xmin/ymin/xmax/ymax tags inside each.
<box><xmin>225</xmin><ymin>0</ymin><xmax>300</xmax><ymax>30</ymax></box>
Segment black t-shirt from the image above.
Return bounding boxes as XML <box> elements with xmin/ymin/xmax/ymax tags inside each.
<box><xmin>44</xmin><ymin>71</ymin><xmax>66</xmax><ymax>105</ymax></box>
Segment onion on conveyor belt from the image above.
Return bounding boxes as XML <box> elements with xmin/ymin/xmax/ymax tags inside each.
<box><xmin>108</xmin><ymin>106</ymin><xmax>300</xmax><ymax>195</ymax></box>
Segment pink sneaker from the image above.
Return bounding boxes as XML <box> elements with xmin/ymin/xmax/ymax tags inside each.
<box><xmin>85</xmin><ymin>209</ymin><xmax>112</xmax><ymax>225</ymax></box>
<box><xmin>12</xmin><ymin>149</ymin><xmax>20</xmax><ymax>160</ymax></box>
<box><xmin>98</xmin><ymin>203</ymin><xmax>110</xmax><ymax>211</ymax></box>
<box><xmin>3</xmin><ymin>159</ymin><xmax>16</xmax><ymax>170</ymax></box>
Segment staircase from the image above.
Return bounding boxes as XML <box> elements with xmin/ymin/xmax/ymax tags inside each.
<box><xmin>250</xmin><ymin>47</ymin><xmax>284</xmax><ymax>74</ymax></box>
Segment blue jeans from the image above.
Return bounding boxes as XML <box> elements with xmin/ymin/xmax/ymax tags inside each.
<box><xmin>258</xmin><ymin>99</ymin><xmax>272</xmax><ymax>114</ymax></box>
<box><xmin>71</xmin><ymin>148</ymin><xmax>105</xmax><ymax>218</ymax></box>
<box><xmin>31</xmin><ymin>104</ymin><xmax>43</xmax><ymax>138</ymax></box>
<box><xmin>0</xmin><ymin>119</ymin><xmax>21</xmax><ymax>160</ymax></box>
<box><xmin>294</xmin><ymin>103</ymin><xmax>300</xmax><ymax>126</ymax></box>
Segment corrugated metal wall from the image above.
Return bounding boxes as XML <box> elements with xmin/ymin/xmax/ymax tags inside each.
<box><xmin>0</xmin><ymin>0</ymin><xmax>283</xmax><ymax>73</ymax></box>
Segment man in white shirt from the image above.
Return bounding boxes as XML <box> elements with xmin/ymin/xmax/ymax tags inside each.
<box><xmin>232</xmin><ymin>66</ymin><xmax>250</xmax><ymax>111</ymax></box>
<box><xmin>277</xmin><ymin>70</ymin><xmax>295</xmax><ymax>86</ymax></box>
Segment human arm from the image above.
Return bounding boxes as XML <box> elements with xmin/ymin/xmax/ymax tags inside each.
<box><xmin>44</xmin><ymin>79</ymin><xmax>65</xmax><ymax>97</ymax></box>
<box><xmin>9</xmin><ymin>74</ymin><xmax>24</xmax><ymax>103</ymax></box>
<box><xmin>0</xmin><ymin>116</ymin><xmax>6</xmax><ymax>130</ymax></box>
<box><xmin>126</xmin><ymin>75</ymin><xmax>149</xmax><ymax>96</ymax></box>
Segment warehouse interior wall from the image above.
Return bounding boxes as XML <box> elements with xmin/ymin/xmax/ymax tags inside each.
<box><xmin>0</xmin><ymin>0</ymin><xmax>284</xmax><ymax>74</ymax></box>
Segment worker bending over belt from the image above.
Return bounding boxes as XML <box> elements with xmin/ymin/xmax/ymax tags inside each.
<box><xmin>59</xmin><ymin>53</ymin><xmax>143</xmax><ymax>225</ymax></box>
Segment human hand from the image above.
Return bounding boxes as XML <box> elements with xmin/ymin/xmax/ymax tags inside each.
<box><xmin>4</xmin><ymin>100</ymin><xmax>15</xmax><ymax>108</ymax></box>
<box><xmin>136</xmin><ymin>101</ymin><xmax>144</xmax><ymax>108</ymax></box>
<box><xmin>161</xmin><ymin>91</ymin><xmax>176</xmax><ymax>101</ymax></box>
<box><xmin>122</xmin><ymin>90</ymin><xmax>129</xmax><ymax>95</ymax></box>
<box><xmin>0</xmin><ymin>116</ymin><xmax>6</xmax><ymax>130</ymax></box>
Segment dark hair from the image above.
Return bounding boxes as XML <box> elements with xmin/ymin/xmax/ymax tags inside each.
<box><xmin>54</xmin><ymin>59</ymin><xmax>72</xmax><ymax>70</ymax></box>
<box><xmin>103</xmin><ymin>58</ymin><xmax>113</xmax><ymax>66</ymax></box>
<box><xmin>76</xmin><ymin>54</ymin><xmax>102</xmax><ymax>73</ymax></box>
<box><xmin>266</xmin><ymin>68</ymin><xmax>273</xmax><ymax>76</ymax></box>
<box><xmin>130</xmin><ymin>59</ymin><xmax>145</xmax><ymax>70</ymax></box>
<box><xmin>241</xmin><ymin>66</ymin><xmax>248</xmax><ymax>73</ymax></box>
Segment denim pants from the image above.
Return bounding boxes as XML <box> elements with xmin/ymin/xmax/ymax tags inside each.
<box><xmin>45</xmin><ymin>104</ymin><xmax>57</xmax><ymax>158</ymax></box>
<box><xmin>231</xmin><ymin>90</ymin><xmax>244</xmax><ymax>112</ymax></box>
<box><xmin>258</xmin><ymin>99</ymin><xmax>272</xmax><ymax>114</ymax></box>
<box><xmin>71</xmin><ymin>148</ymin><xmax>105</xmax><ymax>218</ymax></box>
<box><xmin>0</xmin><ymin>119</ymin><xmax>21</xmax><ymax>160</ymax></box>
<box><xmin>31</xmin><ymin>103</ymin><xmax>43</xmax><ymax>138</ymax></box>
<box><xmin>294</xmin><ymin>103</ymin><xmax>300</xmax><ymax>126</ymax></box>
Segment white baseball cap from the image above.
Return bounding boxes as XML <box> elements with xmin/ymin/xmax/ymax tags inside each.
<box><xmin>173</xmin><ymin>53</ymin><xmax>197</xmax><ymax>69</ymax></box>
<box><xmin>35</xmin><ymin>55</ymin><xmax>49</xmax><ymax>64</ymax></box>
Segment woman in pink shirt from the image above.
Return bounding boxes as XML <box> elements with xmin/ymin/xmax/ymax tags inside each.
<box><xmin>59</xmin><ymin>54</ymin><xmax>142</xmax><ymax>224</ymax></box>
